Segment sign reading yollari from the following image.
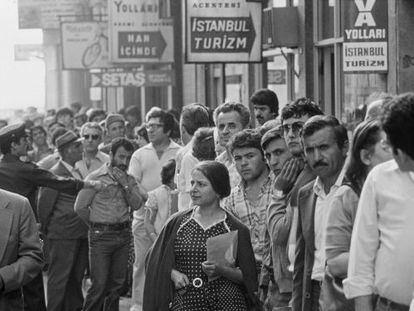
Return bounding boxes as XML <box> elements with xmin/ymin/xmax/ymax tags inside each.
<box><xmin>108</xmin><ymin>0</ymin><xmax>174</xmax><ymax>63</ymax></box>
<box><xmin>185</xmin><ymin>0</ymin><xmax>262</xmax><ymax>63</ymax></box>
<box><xmin>343</xmin><ymin>0</ymin><xmax>388</xmax><ymax>72</ymax></box>
<box><xmin>89</xmin><ymin>69</ymin><xmax>174</xmax><ymax>88</ymax></box>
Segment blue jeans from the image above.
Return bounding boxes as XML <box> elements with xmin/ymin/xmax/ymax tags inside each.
<box><xmin>83</xmin><ymin>228</ymin><xmax>131</xmax><ymax>311</ymax></box>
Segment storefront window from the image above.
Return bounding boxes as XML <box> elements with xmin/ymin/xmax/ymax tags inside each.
<box><xmin>342</xmin><ymin>73</ymin><xmax>387</xmax><ymax>130</ymax></box>
<box><xmin>318</xmin><ymin>0</ymin><xmax>335</xmax><ymax>40</ymax></box>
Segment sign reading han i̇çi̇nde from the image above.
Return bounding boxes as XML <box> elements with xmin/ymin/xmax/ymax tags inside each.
<box><xmin>109</xmin><ymin>0</ymin><xmax>174</xmax><ymax>63</ymax></box>
<box><xmin>185</xmin><ymin>0</ymin><xmax>262</xmax><ymax>63</ymax></box>
<box><xmin>343</xmin><ymin>0</ymin><xmax>388</xmax><ymax>72</ymax></box>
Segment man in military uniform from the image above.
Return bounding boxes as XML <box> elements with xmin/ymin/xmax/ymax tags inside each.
<box><xmin>0</xmin><ymin>123</ymin><xmax>104</xmax><ymax>311</ymax></box>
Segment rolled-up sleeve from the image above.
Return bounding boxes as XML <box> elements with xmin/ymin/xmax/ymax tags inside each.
<box><xmin>325</xmin><ymin>186</ymin><xmax>359</xmax><ymax>261</ymax></box>
<box><xmin>343</xmin><ymin>175</ymin><xmax>378</xmax><ymax>299</ymax></box>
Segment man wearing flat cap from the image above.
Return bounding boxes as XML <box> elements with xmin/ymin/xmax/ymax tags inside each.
<box><xmin>0</xmin><ymin>123</ymin><xmax>105</xmax><ymax>311</ymax></box>
<box><xmin>99</xmin><ymin>113</ymin><xmax>126</xmax><ymax>154</ymax></box>
<box><xmin>37</xmin><ymin>131</ymin><xmax>89</xmax><ymax>311</ymax></box>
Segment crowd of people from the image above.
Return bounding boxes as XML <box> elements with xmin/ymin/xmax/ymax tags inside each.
<box><xmin>0</xmin><ymin>89</ymin><xmax>414</xmax><ymax>311</ymax></box>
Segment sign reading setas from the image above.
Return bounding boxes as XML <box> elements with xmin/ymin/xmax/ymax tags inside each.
<box><xmin>90</xmin><ymin>69</ymin><xmax>174</xmax><ymax>88</ymax></box>
<box><xmin>186</xmin><ymin>0</ymin><xmax>262</xmax><ymax>63</ymax></box>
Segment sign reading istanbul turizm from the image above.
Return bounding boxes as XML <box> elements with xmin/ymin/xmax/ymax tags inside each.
<box><xmin>343</xmin><ymin>0</ymin><xmax>388</xmax><ymax>72</ymax></box>
<box><xmin>185</xmin><ymin>0</ymin><xmax>262</xmax><ymax>63</ymax></box>
<box><xmin>108</xmin><ymin>0</ymin><xmax>174</xmax><ymax>63</ymax></box>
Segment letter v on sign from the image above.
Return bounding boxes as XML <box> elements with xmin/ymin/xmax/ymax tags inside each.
<box><xmin>354</xmin><ymin>0</ymin><xmax>376</xmax><ymax>27</ymax></box>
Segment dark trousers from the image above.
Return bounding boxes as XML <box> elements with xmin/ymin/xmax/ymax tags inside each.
<box><xmin>47</xmin><ymin>238</ymin><xmax>89</xmax><ymax>311</ymax></box>
<box><xmin>375</xmin><ymin>296</ymin><xmax>409</xmax><ymax>311</ymax></box>
<box><xmin>83</xmin><ymin>229</ymin><xmax>130</xmax><ymax>311</ymax></box>
<box><xmin>22</xmin><ymin>272</ymin><xmax>47</xmax><ymax>311</ymax></box>
<box><xmin>311</xmin><ymin>280</ymin><xmax>322</xmax><ymax>311</ymax></box>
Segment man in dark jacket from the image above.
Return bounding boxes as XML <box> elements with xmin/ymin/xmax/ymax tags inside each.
<box><xmin>38</xmin><ymin>131</ymin><xmax>89</xmax><ymax>311</ymax></box>
<box><xmin>0</xmin><ymin>123</ymin><xmax>104</xmax><ymax>311</ymax></box>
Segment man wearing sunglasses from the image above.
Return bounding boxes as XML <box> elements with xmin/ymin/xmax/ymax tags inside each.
<box><xmin>266</xmin><ymin>98</ymin><xmax>323</xmax><ymax>309</ymax></box>
<box><xmin>75</xmin><ymin>122</ymin><xmax>109</xmax><ymax>179</ymax></box>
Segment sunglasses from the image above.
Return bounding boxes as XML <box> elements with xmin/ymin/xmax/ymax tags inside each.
<box><xmin>282</xmin><ymin>122</ymin><xmax>304</xmax><ymax>135</ymax></box>
<box><xmin>83</xmin><ymin>134</ymin><xmax>100</xmax><ymax>140</ymax></box>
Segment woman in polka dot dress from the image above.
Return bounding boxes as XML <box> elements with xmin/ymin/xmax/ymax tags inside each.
<box><xmin>144</xmin><ymin>161</ymin><xmax>261</xmax><ymax>311</ymax></box>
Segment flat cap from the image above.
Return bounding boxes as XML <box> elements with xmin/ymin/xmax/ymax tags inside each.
<box><xmin>0</xmin><ymin>122</ymin><xmax>27</xmax><ymax>144</ymax></box>
<box><xmin>105</xmin><ymin>113</ymin><xmax>125</xmax><ymax>128</ymax></box>
<box><xmin>56</xmin><ymin>130</ymin><xmax>83</xmax><ymax>149</ymax></box>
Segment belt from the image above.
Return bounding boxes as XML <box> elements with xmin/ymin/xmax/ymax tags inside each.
<box><xmin>378</xmin><ymin>296</ymin><xmax>409</xmax><ymax>311</ymax></box>
<box><xmin>90</xmin><ymin>221</ymin><xmax>130</xmax><ymax>231</ymax></box>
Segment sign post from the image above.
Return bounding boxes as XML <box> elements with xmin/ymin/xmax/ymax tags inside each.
<box><xmin>343</xmin><ymin>0</ymin><xmax>388</xmax><ymax>72</ymax></box>
<box><xmin>185</xmin><ymin>0</ymin><xmax>262</xmax><ymax>63</ymax></box>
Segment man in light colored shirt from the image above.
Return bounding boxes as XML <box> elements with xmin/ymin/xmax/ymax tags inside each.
<box><xmin>344</xmin><ymin>93</ymin><xmax>414</xmax><ymax>311</ymax></box>
<box><xmin>214</xmin><ymin>101</ymin><xmax>251</xmax><ymax>188</ymax></box>
<box><xmin>75</xmin><ymin>138</ymin><xmax>145</xmax><ymax>311</ymax></box>
<box><xmin>225</xmin><ymin>129</ymin><xmax>274</xmax><ymax>265</ymax></box>
<box><xmin>128</xmin><ymin>107</ymin><xmax>181</xmax><ymax>311</ymax></box>
<box><xmin>75</xmin><ymin>122</ymin><xmax>109</xmax><ymax>179</ymax></box>
<box><xmin>176</xmin><ymin>103</ymin><xmax>210</xmax><ymax>211</ymax></box>
<box><xmin>292</xmin><ymin>116</ymin><xmax>348</xmax><ymax>311</ymax></box>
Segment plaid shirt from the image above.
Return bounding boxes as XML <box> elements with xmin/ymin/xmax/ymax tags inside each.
<box><xmin>224</xmin><ymin>172</ymin><xmax>276</xmax><ymax>264</ymax></box>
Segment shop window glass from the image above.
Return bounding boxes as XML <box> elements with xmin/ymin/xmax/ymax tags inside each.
<box><xmin>342</xmin><ymin>73</ymin><xmax>387</xmax><ymax>130</ymax></box>
<box><xmin>319</xmin><ymin>0</ymin><xmax>335</xmax><ymax>39</ymax></box>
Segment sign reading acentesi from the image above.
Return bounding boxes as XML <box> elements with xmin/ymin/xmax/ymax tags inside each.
<box><xmin>185</xmin><ymin>0</ymin><xmax>262</xmax><ymax>63</ymax></box>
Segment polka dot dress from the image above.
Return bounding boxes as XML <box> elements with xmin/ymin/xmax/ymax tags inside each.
<box><xmin>171</xmin><ymin>213</ymin><xmax>248</xmax><ymax>311</ymax></box>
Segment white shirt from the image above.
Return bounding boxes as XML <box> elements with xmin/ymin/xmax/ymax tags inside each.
<box><xmin>344</xmin><ymin>160</ymin><xmax>414</xmax><ymax>305</ymax></box>
<box><xmin>75</xmin><ymin>151</ymin><xmax>109</xmax><ymax>179</ymax></box>
<box><xmin>129</xmin><ymin>140</ymin><xmax>181</xmax><ymax>221</ymax></box>
<box><xmin>61</xmin><ymin>160</ymin><xmax>82</xmax><ymax>179</ymax></box>
<box><xmin>311</xmin><ymin>169</ymin><xmax>345</xmax><ymax>281</ymax></box>
<box><xmin>177</xmin><ymin>151</ymin><xmax>199</xmax><ymax>211</ymax></box>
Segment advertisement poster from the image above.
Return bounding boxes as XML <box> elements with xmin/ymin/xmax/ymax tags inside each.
<box><xmin>343</xmin><ymin>0</ymin><xmax>388</xmax><ymax>72</ymax></box>
<box><xmin>61</xmin><ymin>22</ymin><xmax>110</xmax><ymax>69</ymax></box>
<box><xmin>89</xmin><ymin>68</ymin><xmax>174</xmax><ymax>88</ymax></box>
<box><xmin>185</xmin><ymin>0</ymin><xmax>262</xmax><ymax>63</ymax></box>
<box><xmin>18</xmin><ymin>0</ymin><xmax>88</xmax><ymax>29</ymax></box>
<box><xmin>108</xmin><ymin>0</ymin><xmax>174</xmax><ymax>63</ymax></box>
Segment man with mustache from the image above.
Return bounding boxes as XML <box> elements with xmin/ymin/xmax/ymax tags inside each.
<box><xmin>250</xmin><ymin>89</ymin><xmax>279</xmax><ymax>126</ymax></box>
<box><xmin>292</xmin><ymin>116</ymin><xmax>348</xmax><ymax>311</ymax></box>
<box><xmin>75</xmin><ymin>138</ymin><xmax>147</xmax><ymax>311</ymax></box>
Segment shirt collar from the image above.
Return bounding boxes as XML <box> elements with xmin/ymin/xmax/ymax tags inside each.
<box><xmin>313</xmin><ymin>166</ymin><xmax>346</xmax><ymax>198</ymax></box>
<box><xmin>60</xmin><ymin>160</ymin><xmax>82</xmax><ymax>179</ymax></box>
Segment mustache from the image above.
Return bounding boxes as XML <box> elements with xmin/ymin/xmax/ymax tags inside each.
<box><xmin>313</xmin><ymin>161</ymin><xmax>328</xmax><ymax>168</ymax></box>
<box><xmin>117</xmin><ymin>165</ymin><xmax>128</xmax><ymax>171</ymax></box>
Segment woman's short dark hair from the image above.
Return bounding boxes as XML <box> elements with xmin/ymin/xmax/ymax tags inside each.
<box><xmin>161</xmin><ymin>159</ymin><xmax>176</xmax><ymax>185</ymax></box>
<box><xmin>110</xmin><ymin>137</ymin><xmax>134</xmax><ymax>155</ymax></box>
<box><xmin>382</xmin><ymin>92</ymin><xmax>414</xmax><ymax>159</ymax></box>
<box><xmin>302</xmin><ymin>115</ymin><xmax>348</xmax><ymax>149</ymax></box>
<box><xmin>135</xmin><ymin>124</ymin><xmax>149</xmax><ymax>143</ymax></box>
<box><xmin>229</xmin><ymin>129</ymin><xmax>264</xmax><ymax>157</ymax></box>
<box><xmin>346</xmin><ymin>119</ymin><xmax>383</xmax><ymax>194</ymax></box>
<box><xmin>193</xmin><ymin>161</ymin><xmax>231</xmax><ymax>199</ymax></box>
<box><xmin>192</xmin><ymin>127</ymin><xmax>216</xmax><ymax>161</ymax></box>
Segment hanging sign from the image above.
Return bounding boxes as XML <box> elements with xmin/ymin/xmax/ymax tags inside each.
<box><xmin>343</xmin><ymin>0</ymin><xmax>388</xmax><ymax>72</ymax></box>
<box><xmin>108</xmin><ymin>0</ymin><xmax>174</xmax><ymax>63</ymax></box>
<box><xmin>185</xmin><ymin>0</ymin><xmax>262</xmax><ymax>63</ymax></box>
